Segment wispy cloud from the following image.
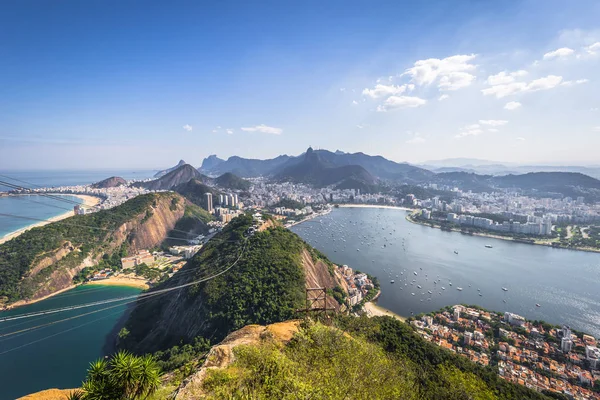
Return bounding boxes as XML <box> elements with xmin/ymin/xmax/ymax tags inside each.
<box><xmin>482</xmin><ymin>75</ymin><xmax>563</xmax><ymax>98</ymax></box>
<box><xmin>504</xmin><ymin>101</ymin><xmax>522</xmax><ymax>110</ymax></box>
<box><xmin>479</xmin><ymin>120</ymin><xmax>508</xmax><ymax>127</ymax></box>
<box><xmin>406</xmin><ymin>131</ymin><xmax>426</xmax><ymax>144</ymax></box>
<box><xmin>183</xmin><ymin>124</ymin><xmax>193</xmax><ymax>132</ymax></box>
<box><xmin>543</xmin><ymin>47</ymin><xmax>575</xmax><ymax>60</ymax></box>
<box><xmin>376</xmin><ymin>96</ymin><xmax>426</xmax><ymax>112</ymax></box>
<box><xmin>240</xmin><ymin>124</ymin><xmax>283</xmax><ymax>135</ymax></box>
<box><xmin>438</xmin><ymin>94</ymin><xmax>449</xmax><ymax>101</ymax></box>
<box><xmin>226</xmin><ymin>129</ymin><xmax>234</xmax><ymax>134</ymax></box>
<box><xmin>402</xmin><ymin>54</ymin><xmax>477</xmax><ymax>91</ymax></box>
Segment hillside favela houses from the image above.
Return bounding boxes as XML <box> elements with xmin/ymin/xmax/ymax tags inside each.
<box><xmin>410</xmin><ymin>305</ymin><xmax>600</xmax><ymax>399</ymax></box>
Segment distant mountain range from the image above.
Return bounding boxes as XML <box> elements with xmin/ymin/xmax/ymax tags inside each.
<box><xmin>435</xmin><ymin>171</ymin><xmax>600</xmax><ymax>201</ymax></box>
<box><xmin>274</xmin><ymin>147</ymin><xmax>377</xmax><ymax>191</ymax></box>
<box><xmin>199</xmin><ymin>147</ymin><xmax>433</xmax><ymax>184</ymax></box>
<box><xmin>421</xmin><ymin>158</ymin><xmax>600</xmax><ymax>180</ymax></box>
<box><xmin>144</xmin><ymin>149</ymin><xmax>600</xmax><ymax>202</ymax></box>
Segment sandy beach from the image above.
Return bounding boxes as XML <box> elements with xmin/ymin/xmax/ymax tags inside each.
<box><xmin>0</xmin><ymin>194</ymin><xmax>102</xmax><ymax>245</ymax></box>
<box><xmin>364</xmin><ymin>301</ymin><xmax>406</xmax><ymax>322</ymax></box>
<box><xmin>85</xmin><ymin>276</ymin><xmax>149</xmax><ymax>290</ymax></box>
<box><xmin>338</xmin><ymin>204</ymin><xmax>413</xmax><ymax>211</ymax></box>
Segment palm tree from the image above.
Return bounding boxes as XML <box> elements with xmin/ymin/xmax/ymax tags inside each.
<box><xmin>74</xmin><ymin>351</ymin><xmax>162</xmax><ymax>400</ymax></box>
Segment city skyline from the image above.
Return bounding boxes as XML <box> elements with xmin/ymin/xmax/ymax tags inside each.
<box><xmin>1</xmin><ymin>0</ymin><xmax>600</xmax><ymax>169</ymax></box>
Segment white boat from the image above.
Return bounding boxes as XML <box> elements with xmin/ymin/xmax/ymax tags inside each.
<box><xmin>485</xmin><ymin>245</ymin><xmax>493</xmax><ymax>248</ymax></box>
<box><xmin>457</xmin><ymin>287</ymin><xmax>463</xmax><ymax>291</ymax></box>
<box><xmin>536</xmin><ymin>303</ymin><xmax>541</xmax><ymax>307</ymax></box>
<box><xmin>411</xmin><ymin>293</ymin><xmax>415</xmax><ymax>296</ymax></box>
<box><xmin>413</xmin><ymin>271</ymin><xmax>418</xmax><ymax>276</ymax></box>
<box><xmin>428</xmin><ymin>290</ymin><xmax>432</xmax><ymax>294</ymax></box>
<box><xmin>390</xmin><ymin>280</ymin><xmax>395</xmax><ymax>284</ymax></box>
<box><xmin>417</xmin><ymin>285</ymin><xmax>422</xmax><ymax>289</ymax></box>
<box><xmin>502</xmin><ymin>287</ymin><xmax>508</xmax><ymax>292</ymax></box>
<box><xmin>442</xmin><ymin>287</ymin><xmax>446</xmax><ymax>290</ymax></box>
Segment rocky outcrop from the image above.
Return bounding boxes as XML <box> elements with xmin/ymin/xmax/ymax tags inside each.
<box><xmin>91</xmin><ymin>176</ymin><xmax>126</xmax><ymax>189</ymax></box>
<box><xmin>174</xmin><ymin>321</ymin><xmax>301</xmax><ymax>399</ymax></box>
<box><xmin>141</xmin><ymin>164</ymin><xmax>207</xmax><ymax>190</ymax></box>
<box><xmin>18</xmin><ymin>388</ymin><xmax>77</xmax><ymax>400</ymax></box>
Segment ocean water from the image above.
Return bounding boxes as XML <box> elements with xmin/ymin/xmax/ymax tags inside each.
<box><xmin>0</xmin><ymin>169</ymin><xmax>157</xmax><ymax>239</ymax></box>
<box><xmin>291</xmin><ymin>207</ymin><xmax>600</xmax><ymax>337</ymax></box>
<box><xmin>0</xmin><ymin>195</ymin><xmax>84</xmax><ymax>238</ymax></box>
<box><xmin>0</xmin><ymin>285</ymin><xmax>142</xmax><ymax>400</ymax></box>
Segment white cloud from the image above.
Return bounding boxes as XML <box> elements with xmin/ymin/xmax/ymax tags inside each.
<box><xmin>482</xmin><ymin>75</ymin><xmax>563</xmax><ymax>98</ymax></box>
<box><xmin>594</xmin><ymin>126</ymin><xmax>600</xmax><ymax>132</ymax></box>
<box><xmin>438</xmin><ymin>94</ymin><xmax>450</xmax><ymax>101</ymax></box>
<box><xmin>376</xmin><ymin>95</ymin><xmax>427</xmax><ymax>112</ymax></box>
<box><xmin>352</xmin><ymin>100</ymin><xmax>358</xmax><ymax>105</ymax></box>
<box><xmin>456</xmin><ymin>121</ymin><xmax>506</xmax><ymax>138</ymax></box>
<box><xmin>182</xmin><ymin>124</ymin><xmax>193</xmax><ymax>132</ymax></box>
<box><xmin>479</xmin><ymin>119</ymin><xmax>508</xmax><ymax>127</ymax></box>
<box><xmin>504</xmin><ymin>101</ymin><xmax>522</xmax><ymax>110</ymax></box>
<box><xmin>561</xmin><ymin>78</ymin><xmax>589</xmax><ymax>86</ymax></box>
<box><xmin>340</xmin><ymin>88</ymin><xmax>346</xmax><ymax>92</ymax></box>
<box><xmin>240</xmin><ymin>124</ymin><xmax>283</xmax><ymax>135</ymax></box>
<box><xmin>226</xmin><ymin>129</ymin><xmax>234</xmax><ymax>134</ymax></box>
<box><xmin>362</xmin><ymin>84</ymin><xmax>410</xmax><ymax>99</ymax></box>
<box><xmin>356</xmin><ymin>124</ymin><xmax>368</xmax><ymax>129</ymax></box>
<box><xmin>402</xmin><ymin>54</ymin><xmax>477</xmax><ymax>90</ymax></box>
<box><xmin>212</xmin><ymin>129</ymin><xmax>218</xmax><ymax>133</ymax></box>
<box><xmin>516</xmin><ymin>137</ymin><xmax>526</xmax><ymax>141</ymax></box>
<box><xmin>438</xmin><ymin>71</ymin><xmax>475</xmax><ymax>91</ymax></box>
<box><xmin>543</xmin><ymin>47</ymin><xmax>575</xmax><ymax>60</ymax></box>
<box><xmin>485</xmin><ymin>70</ymin><xmax>528</xmax><ymax>85</ymax></box>
<box><xmin>585</xmin><ymin>42</ymin><xmax>600</xmax><ymax>55</ymax></box>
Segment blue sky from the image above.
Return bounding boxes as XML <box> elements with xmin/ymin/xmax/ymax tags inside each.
<box><xmin>1</xmin><ymin>0</ymin><xmax>599</xmax><ymax>169</ymax></box>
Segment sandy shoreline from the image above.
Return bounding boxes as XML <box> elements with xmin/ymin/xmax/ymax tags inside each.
<box><xmin>405</xmin><ymin>212</ymin><xmax>600</xmax><ymax>254</ymax></box>
<box><xmin>85</xmin><ymin>276</ymin><xmax>149</xmax><ymax>290</ymax></box>
<box><xmin>0</xmin><ymin>194</ymin><xmax>102</xmax><ymax>245</ymax></box>
<box><xmin>338</xmin><ymin>204</ymin><xmax>413</xmax><ymax>211</ymax></box>
<box><xmin>364</xmin><ymin>301</ymin><xmax>406</xmax><ymax>322</ymax></box>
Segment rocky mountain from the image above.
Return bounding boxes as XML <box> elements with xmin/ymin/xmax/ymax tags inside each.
<box><xmin>140</xmin><ymin>164</ymin><xmax>208</xmax><ymax>191</ymax></box>
<box><xmin>274</xmin><ymin>147</ymin><xmax>377</xmax><ymax>190</ymax></box>
<box><xmin>213</xmin><ymin>172</ymin><xmax>251</xmax><ymax>191</ymax></box>
<box><xmin>119</xmin><ymin>214</ymin><xmax>345</xmax><ymax>354</ymax></box>
<box><xmin>199</xmin><ymin>154</ymin><xmax>225</xmax><ymax>172</ymax></box>
<box><xmin>199</xmin><ymin>148</ymin><xmax>433</xmax><ymax>183</ymax></box>
<box><xmin>91</xmin><ymin>176</ymin><xmax>127</xmax><ymax>189</ymax></box>
<box><xmin>0</xmin><ymin>193</ymin><xmax>186</xmax><ymax>305</ymax></box>
<box><xmin>198</xmin><ymin>154</ymin><xmax>292</xmax><ymax>177</ymax></box>
<box><xmin>154</xmin><ymin>159</ymin><xmax>187</xmax><ymax>178</ymax></box>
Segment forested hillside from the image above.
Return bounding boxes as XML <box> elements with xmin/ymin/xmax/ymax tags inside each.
<box><xmin>0</xmin><ymin>193</ymin><xmax>185</xmax><ymax>304</ymax></box>
<box><xmin>119</xmin><ymin>214</ymin><xmax>338</xmax><ymax>354</ymax></box>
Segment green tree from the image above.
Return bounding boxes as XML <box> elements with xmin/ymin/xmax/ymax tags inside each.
<box><xmin>70</xmin><ymin>351</ymin><xmax>161</xmax><ymax>400</ymax></box>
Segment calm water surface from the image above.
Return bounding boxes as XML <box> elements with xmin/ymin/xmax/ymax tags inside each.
<box><xmin>291</xmin><ymin>207</ymin><xmax>600</xmax><ymax>337</ymax></box>
<box><xmin>0</xmin><ymin>285</ymin><xmax>141</xmax><ymax>400</ymax></box>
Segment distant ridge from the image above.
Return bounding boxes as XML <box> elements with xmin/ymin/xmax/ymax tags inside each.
<box><xmin>199</xmin><ymin>147</ymin><xmax>432</xmax><ymax>182</ymax></box>
<box><xmin>275</xmin><ymin>147</ymin><xmax>377</xmax><ymax>190</ymax></box>
<box><xmin>154</xmin><ymin>160</ymin><xmax>187</xmax><ymax>178</ymax></box>
<box><xmin>141</xmin><ymin>164</ymin><xmax>207</xmax><ymax>190</ymax></box>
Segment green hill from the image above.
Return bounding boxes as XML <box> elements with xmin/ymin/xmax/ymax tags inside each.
<box><xmin>0</xmin><ymin>193</ymin><xmax>186</xmax><ymax>304</ymax></box>
<box><xmin>213</xmin><ymin>172</ymin><xmax>251</xmax><ymax>191</ymax></box>
<box><xmin>119</xmin><ymin>214</ymin><xmax>331</xmax><ymax>354</ymax></box>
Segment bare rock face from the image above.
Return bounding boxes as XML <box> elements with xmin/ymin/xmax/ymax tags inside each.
<box><xmin>21</xmin><ymin>193</ymin><xmax>186</xmax><ymax>302</ymax></box>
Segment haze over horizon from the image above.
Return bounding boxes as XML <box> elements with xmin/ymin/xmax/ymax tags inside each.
<box><xmin>1</xmin><ymin>0</ymin><xmax>600</xmax><ymax>170</ymax></box>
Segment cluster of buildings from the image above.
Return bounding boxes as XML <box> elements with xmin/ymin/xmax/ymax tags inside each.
<box><xmin>338</xmin><ymin>264</ymin><xmax>375</xmax><ymax>307</ymax></box>
<box><xmin>411</xmin><ymin>305</ymin><xmax>600</xmax><ymax>399</ymax></box>
<box><xmin>444</xmin><ymin>212</ymin><xmax>554</xmax><ymax>236</ymax></box>
<box><xmin>120</xmin><ymin>250</ymin><xmax>155</xmax><ymax>268</ymax></box>
<box><xmin>243</xmin><ymin>179</ymin><xmax>397</xmax><ymax>208</ymax></box>
<box><xmin>272</xmin><ymin>205</ymin><xmax>313</xmax><ymax>217</ymax></box>
<box><xmin>419</xmin><ymin>187</ymin><xmax>600</xmax><ymax>227</ymax></box>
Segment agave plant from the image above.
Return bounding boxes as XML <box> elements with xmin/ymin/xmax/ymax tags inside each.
<box><xmin>74</xmin><ymin>351</ymin><xmax>162</xmax><ymax>400</ymax></box>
